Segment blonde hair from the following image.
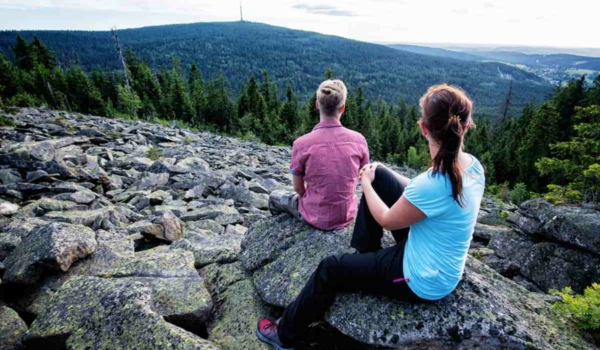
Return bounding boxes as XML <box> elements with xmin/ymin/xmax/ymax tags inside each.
<box><xmin>316</xmin><ymin>79</ymin><xmax>347</xmax><ymax>117</ymax></box>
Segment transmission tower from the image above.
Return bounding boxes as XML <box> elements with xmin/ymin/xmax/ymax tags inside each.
<box><xmin>240</xmin><ymin>1</ymin><xmax>244</xmax><ymax>22</ymax></box>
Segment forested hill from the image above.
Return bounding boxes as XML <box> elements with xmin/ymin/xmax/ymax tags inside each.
<box><xmin>0</xmin><ymin>21</ymin><xmax>550</xmax><ymax>115</ymax></box>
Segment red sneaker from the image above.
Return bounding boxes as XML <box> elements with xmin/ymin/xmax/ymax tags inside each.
<box><xmin>256</xmin><ymin>318</ymin><xmax>293</xmax><ymax>350</ymax></box>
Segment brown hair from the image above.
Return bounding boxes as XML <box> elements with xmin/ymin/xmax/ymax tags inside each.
<box><xmin>316</xmin><ymin>79</ymin><xmax>347</xmax><ymax>116</ymax></box>
<box><xmin>419</xmin><ymin>84</ymin><xmax>474</xmax><ymax>206</ymax></box>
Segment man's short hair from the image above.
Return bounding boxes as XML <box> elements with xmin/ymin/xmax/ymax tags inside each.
<box><xmin>317</xmin><ymin>79</ymin><xmax>347</xmax><ymax>117</ymax></box>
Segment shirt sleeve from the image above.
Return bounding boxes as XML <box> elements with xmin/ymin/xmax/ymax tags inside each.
<box><xmin>403</xmin><ymin>173</ymin><xmax>447</xmax><ymax>218</ymax></box>
<box><xmin>290</xmin><ymin>142</ymin><xmax>305</xmax><ymax>177</ymax></box>
<box><xmin>360</xmin><ymin>139</ymin><xmax>370</xmax><ymax>168</ymax></box>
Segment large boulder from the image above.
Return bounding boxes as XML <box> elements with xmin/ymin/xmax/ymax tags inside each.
<box><xmin>0</xmin><ymin>305</ymin><xmax>28</xmax><ymax>350</ymax></box>
<box><xmin>485</xmin><ymin>199</ymin><xmax>600</xmax><ymax>293</ymax></box>
<box><xmin>3</xmin><ymin>222</ymin><xmax>97</xmax><ymax>284</ymax></box>
<box><xmin>24</xmin><ymin>276</ymin><xmax>219</xmax><ymax>350</ymax></box>
<box><xmin>202</xmin><ymin>262</ymin><xmax>271</xmax><ymax>350</ymax></box>
<box><xmin>518</xmin><ymin>199</ymin><xmax>600</xmax><ymax>255</ymax></box>
<box><xmin>241</xmin><ymin>215</ymin><xmax>596</xmax><ymax>349</ymax></box>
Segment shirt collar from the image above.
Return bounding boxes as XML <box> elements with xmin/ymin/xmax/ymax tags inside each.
<box><xmin>313</xmin><ymin>119</ymin><xmax>343</xmax><ymax>131</ymax></box>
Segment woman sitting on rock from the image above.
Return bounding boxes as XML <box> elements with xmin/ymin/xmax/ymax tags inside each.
<box><xmin>256</xmin><ymin>84</ymin><xmax>485</xmax><ymax>350</ymax></box>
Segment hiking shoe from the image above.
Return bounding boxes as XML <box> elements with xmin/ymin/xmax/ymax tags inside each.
<box><xmin>256</xmin><ymin>318</ymin><xmax>293</xmax><ymax>350</ymax></box>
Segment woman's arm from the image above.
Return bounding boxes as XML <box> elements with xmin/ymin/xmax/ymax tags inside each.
<box><xmin>361</xmin><ymin>164</ymin><xmax>425</xmax><ymax>231</ymax></box>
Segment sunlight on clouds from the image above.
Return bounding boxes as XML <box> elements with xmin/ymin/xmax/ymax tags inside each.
<box><xmin>0</xmin><ymin>0</ymin><xmax>598</xmax><ymax>48</ymax></box>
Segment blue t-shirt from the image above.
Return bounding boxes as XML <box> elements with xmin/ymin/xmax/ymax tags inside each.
<box><xmin>403</xmin><ymin>155</ymin><xmax>485</xmax><ymax>300</ymax></box>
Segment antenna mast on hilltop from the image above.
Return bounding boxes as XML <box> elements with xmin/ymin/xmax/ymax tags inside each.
<box><xmin>240</xmin><ymin>1</ymin><xmax>244</xmax><ymax>22</ymax></box>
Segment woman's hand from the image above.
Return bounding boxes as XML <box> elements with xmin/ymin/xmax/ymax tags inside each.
<box><xmin>360</xmin><ymin>163</ymin><xmax>380</xmax><ymax>184</ymax></box>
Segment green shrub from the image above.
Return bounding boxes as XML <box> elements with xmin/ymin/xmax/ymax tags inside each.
<box><xmin>544</xmin><ymin>184</ymin><xmax>582</xmax><ymax>205</ymax></box>
<box><xmin>510</xmin><ymin>182</ymin><xmax>530</xmax><ymax>205</ymax></box>
<box><xmin>240</xmin><ymin>131</ymin><xmax>257</xmax><ymax>142</ymax></box>
<box><xmin>145</xmin><ymin>146</ymin><xmax>163</xmax><ymax>161</ymax></box>
<box><xmin>0</xmin><ymin>115</ymin><xmax>16</xmax><ymax>127</ymax></box>
<box><xmin>406</xmin><ymin>146</ymin><xmax>421</xmax><ymax>169</ymax></box>
<box><xmin>8</xmin><ymin>92</ymin><xmax>37</xmax><ymax>107</ymax></box>
<box><xmin>551</xmin><ymin>284</ymin><xmax>600</xmax><ymax>331</ymax></box>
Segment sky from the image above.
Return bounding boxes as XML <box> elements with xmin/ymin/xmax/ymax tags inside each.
<box><xmin>0</xmin><ymin>0</ymin><xmax>598</xmax><ymax>49</ymax></box>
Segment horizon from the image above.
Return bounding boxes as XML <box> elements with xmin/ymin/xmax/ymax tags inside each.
<box><xmin>0</xmin><ymin>0</ymin><xmax>599</xmax><ymax>51</ymax></box>
<box><xmin>2</xmin><ymin>20</ymin><xmax>600</xmax><ymax>58</ymax></box>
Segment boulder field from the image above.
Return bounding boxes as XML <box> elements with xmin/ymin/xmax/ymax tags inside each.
<box><xmin>0</xmin><ymin>108</ymin><xmax>597</xmax><ymax>349</ymax></box>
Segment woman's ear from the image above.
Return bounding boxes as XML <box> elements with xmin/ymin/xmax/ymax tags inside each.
<box><xmin>418</xmin><ymin>120</ymin><xmax>428</xmax><ymax>138</ymax></box>
<box><xmin>315</xmin><ymin>100</ymin><xmax>320</xmax><ymax>111</ymax></box>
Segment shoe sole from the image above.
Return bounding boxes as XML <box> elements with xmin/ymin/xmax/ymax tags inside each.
<box><xmin>255</xmin><ymin>329</ymin><xmax>293</xmax><ymax>350</ymax></box>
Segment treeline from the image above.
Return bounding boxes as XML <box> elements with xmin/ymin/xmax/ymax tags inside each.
<box><xmin>0</xmin><ymin>36</ymin><xmax>598</xmax><ymax>204</ymax></box>
<box><xmin>0</xmin><ymin>22</ymin><xmax>551</xmax><ymax>114</ymax></box>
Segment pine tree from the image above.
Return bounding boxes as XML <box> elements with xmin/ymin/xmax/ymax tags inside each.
<box><xmin>517</xmin><ymin>103</ymin><xmax>561</xmax><ymax>190</ymax></box>
<box><xmin>13</xmin><ymin>35</ymin><xmax>35</xmax><ymax>71</ymax></box>
<box><xmin>65</xmin><ymin>66</ymin><xmax>106</xmax><ymax>115</ymax></box>
<box><xmin>188</xmin><ymin>63</ymin><xmax>206</xmax><ymax>125</ymax></box>
<box><xmin>280</xmin><ymin>84</ymin><xmax>299</xmax><ymax>142</ymax></box>
<box><xmin>536</xmin><ymin>105</ymin><xmax>600</xmax><ymax>203</ymax></box>
<box><xmin>31</xmin><ymin>36</ymin><xmax>56</xmax><ymax>70</ymax></box>
<box><xmin>167</xmin><ymin>57</ymin><xmax>194</xmax><ymax>123</ymax></box>
<box><xmin>205</xmin><ymin>73</ymin><xmax>236</xmax><ymax>132</ymax></box>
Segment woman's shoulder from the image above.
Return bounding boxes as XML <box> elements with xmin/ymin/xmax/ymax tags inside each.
<box><xmin>408</xmin><ymin>169</ymin><xmax>451</xmax><ymax>194</ymax></box>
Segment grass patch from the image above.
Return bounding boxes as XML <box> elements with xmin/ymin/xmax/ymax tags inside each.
<box><xmin>0</xmin><ymin>115</ymin><xmax>16</xmax><ymax>127</ymax></box>
<box><xmin>146</xmin><ymin>146</ymin><xmax>163</xmax><ymax>161</ymax></box>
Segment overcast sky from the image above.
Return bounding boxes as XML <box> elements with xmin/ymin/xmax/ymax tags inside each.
<box><xmin>0</xmin><ymin>0</ymin><xmax>598</xmax><ymax>48</ymax></box>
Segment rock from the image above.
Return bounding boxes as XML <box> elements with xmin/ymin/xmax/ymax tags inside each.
<box><xmin>0</xmin><ymin>169</ymin><xmax>22</xmax><ymax>184</ymax></box>
<box><xmin>519</xmin><ymin>198</ymin><xmax>600</xmax><ymax>255</ymax></box>
<box><xmin>171</xmin><ymin>229</ymin><xmax>243</xmax><ymax>268</ymax></box>
<box><xmin>54</xmin><ymin>189</ymin><xmax>96</xmax><ymax>204</ymax></box>
<box><xmin>0</xmin><ymin>202</ymin><xmax>20</xmax><ymax>216</ymax></box>
<box><xmin>248</xmin><ymin>182</ymin><xmax>269</xmax><ymax>194</ymax></box>
<box><xmin>486</xmin><ymin>199</ymin><xmax>600</xmax><ymax>293</ymax></box>
<box><xmin>241</xmin><ymin>215</ymin><xmax>596</xmax><ymax>349</ymax></box>
<box><xmin>202</xmin><ymin>263</ymin><xmax>271</xmax><ymax>350</ymax></box>
<box><xmin>473</xmin><ymin>222</ymin><xmax>511</xmax><ymax>242</ymax></box>
<box><xmin>172</xmin><ymin>157</ymin><xmax>210</xmax><ymax>173</ymax></box>
<box><xmin>186</xmin><ymin>220</ymin><xmax>225</xmax><ymax>235</ymax></box>
<box><xmin>225</xmin><ymin>224</ymin><xmax>248</xmax><ymax>236</ymax></box>
<box><xmin>25</xmin><ymin>276</ymin><xmax>219</xmax><ymax>350</ymax></box>
<box><xmin>219</xmin><ymin>182</ymin><xmax>269</xmax><ymax>209</ymax></box>
<box><xmin>0</xmin><ymin>305</ymin><xmax>28</xmax><ymax>350</ymax></box>
<box><xmin>147</xmin><ymin>160</ymin><xmax>172</xmax><ymax>174</ymax></box>
<box><xmin>181</xmin><ymin>205</ymin><xmax>240</xmax><ymax>222</ymax></box>
<box><xmin>490</xmin><ymin>231</ymin><xmax>600</xmax><ymax>293</ymax></box>
<box><xmin>135</xmin><ymin>172</ymin><xmax>170</xmax><ymax>190</ymax></box>
<box><xmin>3</xmin><ymin>222</ymin><xmax>97</xmax><ymax>284</ymax></box>
<box><xmin>43</xmin><ymin>206</ymin><xmax>127</xmax><ymax>229</ymax></box>
<box><xmin>185</xmin><ymin>184</ymin><xmax>206</xmax><ymax>199</ymax></box>
<box><xmin>2</xmin><ymin>140</ymin><xmax>56</xmax><ymax>163</ymax></box>
<box><xmin>144</xmin><ymin>210</ymin><xmax>185</xmax><ymax>242</ymax></box>
<box><xmin>0</xmin><ymin>217</ymin><xmax>49</xmax><ymax>260</ymax></box>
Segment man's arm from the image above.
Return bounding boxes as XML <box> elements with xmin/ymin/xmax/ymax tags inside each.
<box><xmin>293</xmin><ymin>175</ymin><xmax>306</xmax><ymax>196</ymax></box>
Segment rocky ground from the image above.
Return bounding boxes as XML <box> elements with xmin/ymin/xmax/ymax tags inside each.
<box><xmin>0</xmin><ymin>108</ymin><xmax>598</xmax><ymax>350</ymax></box>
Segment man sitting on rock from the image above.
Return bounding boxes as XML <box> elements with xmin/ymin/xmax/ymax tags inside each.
<box><xmin>269</xmin><ymin>79</ymin><xmax>369</xmax><ymax>231</ymax></box>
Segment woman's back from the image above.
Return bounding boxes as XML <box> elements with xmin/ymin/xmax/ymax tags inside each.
<box><xmin>403</xmin><ymin>154</ymin><xmax>485</xmax><ymax>300</ymax></box>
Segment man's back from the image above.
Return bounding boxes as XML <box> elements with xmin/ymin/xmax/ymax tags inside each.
<box><xmin>290</xmin><ymin>119</ymin><xmax>369</xmax><ymax>230</ymax></box>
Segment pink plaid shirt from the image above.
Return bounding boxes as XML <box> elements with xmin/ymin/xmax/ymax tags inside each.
<box><xmin>290</xmin><ymin>119</ymin><xmax>369</xmax><ymax>230</ymax></box>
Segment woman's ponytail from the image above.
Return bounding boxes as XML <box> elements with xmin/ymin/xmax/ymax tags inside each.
<box><xmin>419</xmin><ymin>85</ymin><xmax>474</xmax><ymax>207</ymax></box>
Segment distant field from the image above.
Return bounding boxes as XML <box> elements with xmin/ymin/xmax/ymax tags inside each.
<box><xmin>565</xmin><ymin>69</ymin><xmax>597</xmax><ymax>75</ymax></box>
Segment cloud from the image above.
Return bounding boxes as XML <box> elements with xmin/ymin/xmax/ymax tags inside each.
<box><xmin>483</xmin><ymin>1</ymin><xmax>495</xmax><ymax>9</ymax></box>
<box><xmin>452</xmin><ymin>7</ymin><xmax>469</xmax><ymax>15</ymax></box>
<box><xmin>293</xmin><ymin>3</ymin><xmax>359</xmax><ymax>17</ymax></box>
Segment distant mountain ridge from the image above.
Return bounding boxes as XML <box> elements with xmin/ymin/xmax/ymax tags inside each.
<box><xmin>389</xmin><ymin>44</ymin><xmax>600</xmax><ymax>84</ymax></box>
<box><xmin>0</xmin><ymin>21</ymin><xmax>551</xmax><ymax>115</ymax></box>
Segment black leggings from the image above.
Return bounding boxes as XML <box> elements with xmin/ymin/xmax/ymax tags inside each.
<box><xmin>278</xmin><ymin>167</ymin><xmax>423</xmax><ymax>346</ymax></box>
